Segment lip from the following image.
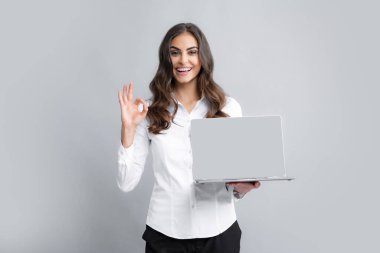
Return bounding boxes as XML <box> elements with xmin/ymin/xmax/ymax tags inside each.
<box><xmin>175</xmin><ymin>67</ymin><xmax>192</xmax><ymax>76</ymax></box>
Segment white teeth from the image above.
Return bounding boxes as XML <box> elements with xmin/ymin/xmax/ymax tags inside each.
<box><xmin>177</xmin><ymin>67</ymin><xmax>192</xmax><ymax>72</ymax></box>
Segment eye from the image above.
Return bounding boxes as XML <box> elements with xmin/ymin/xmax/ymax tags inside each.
<box><xmin>188</xmin><ymin>50</ymin><xmax>198</xmax><ymax>55</ymax></box>
<box><xmin>170</xmin><ymin>51</ymin><xmax>179</xmax><ymax>56</ymax></box>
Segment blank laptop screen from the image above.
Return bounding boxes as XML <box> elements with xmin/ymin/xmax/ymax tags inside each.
<box><xmin>190</xmin><ymin>116</ymin><xmax>286</xmax><ymax>180</ymax></box>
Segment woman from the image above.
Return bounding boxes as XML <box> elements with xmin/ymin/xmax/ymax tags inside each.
<box><xmin>117</xmin><ymin>23</ymin><xmax>260</xmax><ymax>253</ymax></box>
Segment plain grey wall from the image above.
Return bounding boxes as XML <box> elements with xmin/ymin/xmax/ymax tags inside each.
<box><xmin>1</xmin><ymin>0</ymin><xmax>379</xmax><ymax>252</ymax></box>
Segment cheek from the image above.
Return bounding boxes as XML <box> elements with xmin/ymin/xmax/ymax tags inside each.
<box><xmin>170</xmin><ymin>56</ymin><xmax>177</xmax><ymax>66</ymax></box>
<box><xmin>194</xmin><ymin>62</ymin><xmax>201</xmax><ymax>73</ymax></box>
<box><xmin>195</xmin><ymin>59</ymin><xmax>202</xmax><ymax>72</ymax></box>
<box><xmin>194</xmin><ymin>57</ymin><xmax>200</xmax><ymax>67</ymax></box>
<box><xmin>171</xmin><ymin>61</ymin><xmax>177</xmax><ymax>73</ymax></box>
<box><xmin>194</xmin><ymin>67</ymin><xmax>201</xmax><ymax>76</ymax></box>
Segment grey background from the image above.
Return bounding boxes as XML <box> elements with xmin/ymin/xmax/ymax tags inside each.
<box><xmin>0</xmin><ymin>0</ymin><xmax>379</xmax><ymax>252</ymax></box>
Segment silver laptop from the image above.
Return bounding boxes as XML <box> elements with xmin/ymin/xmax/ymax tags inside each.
<box><xmin>190</xmin><ymin>116</ymin><xmax>295</xmax><ymax>184</ymax></box>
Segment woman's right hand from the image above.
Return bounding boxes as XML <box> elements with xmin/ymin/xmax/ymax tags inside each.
<box><xmin>118</xmin><ymin>82</ymin><xmax>149</xmax><ymax>129</ymax></box>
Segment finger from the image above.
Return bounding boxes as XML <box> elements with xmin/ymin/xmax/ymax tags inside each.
<box><xmin>118</xmin><ymin>90</ymin><xmax>124</xmax><ymax>105</ymax></box>
<box><xmin>141</xmin><ymin>100</ymin><xmax>149</xmax><ymax>115</ymax></box>
<box><xmin>142</xmin><ymin>99</ymin><xmax>149</xmax><ymax>112</ymax></box>
<box><xmin>127</xmin><ymin>82</ymin><xmax>133</xmax><ymax>101</ymax></box>
<box><xmin>123</xmin><ymin>84</ymin><xmax>128</xmax><ymax>103</ymax></box>
<box><xmin>134</xmin><ymin>98</ymin><xmax>143</xmax><ymax>105</ymax></box>
<box><xmin>135</xmin><ymin>98</ymin><xmax>149</xmax><ymax>114</ymax></box>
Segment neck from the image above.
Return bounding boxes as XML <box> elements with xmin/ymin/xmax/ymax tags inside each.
<box><xmin>173</xmin><ymin>79</ymin><xmax>200</xmax><ymax>104</ymax></box>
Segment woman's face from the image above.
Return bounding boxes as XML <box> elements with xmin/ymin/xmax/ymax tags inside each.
<box><xmin>169</xmin><ymin>32</ymin><xmax>201</xmax><ymax>86</ymax></box>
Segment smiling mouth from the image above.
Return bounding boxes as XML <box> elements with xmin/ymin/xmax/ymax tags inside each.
<box><xmin>176</xmin><ymin>67</ymin><xmax>192</xmax><ymax>73</ymax></box>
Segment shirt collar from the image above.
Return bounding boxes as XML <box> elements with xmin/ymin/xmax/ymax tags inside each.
<box><xmin>168</xmin><ymin>92</ymin><xmax>206</xmax><ymax>115</ymax></box>
<box><xmin>170</xmin><ymin>92</ymin><xmax>205</xmax><ymax>106</ymax></box>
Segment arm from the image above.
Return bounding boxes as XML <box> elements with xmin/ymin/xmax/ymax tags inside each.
<box><xmin>117</xmin><ymin>120</ymin><xmax>150</xmax><ymax>192</ymax></box>
<box><xmin>117</xmin><ymin>82</ymin><xmax>149</xmax><ymax>192</ymax></box>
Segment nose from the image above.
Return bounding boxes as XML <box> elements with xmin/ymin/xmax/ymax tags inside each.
<box><xmin>179</xmin><ymin>53</ymin><xmax>189</xmax><ymax>64</ymax></box>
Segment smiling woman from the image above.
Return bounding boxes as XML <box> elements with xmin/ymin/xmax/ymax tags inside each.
<box><xmin>169</xmin><ymin>33</ymin><xmax>201</xmax><ymax>85</ymax></box>
<box><xmin>117</xmin><ymin>23</ymin><xmax>259</xmax><ymax>253</ymax></box>
<box><xmin>146</xmin><ymin>23</ymin><xmax>231</xmax><ymax>135</ymax></box>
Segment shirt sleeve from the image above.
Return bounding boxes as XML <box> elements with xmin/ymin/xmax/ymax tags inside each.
<box><xmin>117</xmin><ymin>118</ymin><xmax>150</xmax><ymax>192</ymax></box>
<box><xmin>222</xmin><ymin>96</ymin><xmax>243</xmax><ymax>117</ymax></box>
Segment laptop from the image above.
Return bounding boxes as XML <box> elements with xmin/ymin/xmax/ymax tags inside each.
<box><xmin>190</xmin><ymin>115</ymin><xmax>295</xmax><ymax>184</ymax></box>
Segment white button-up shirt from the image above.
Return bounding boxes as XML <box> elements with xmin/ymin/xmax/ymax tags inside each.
<box><xmin>117</xmin><ymin>95</ymin><xmax>243</xmax><ymax>239</ymax></box>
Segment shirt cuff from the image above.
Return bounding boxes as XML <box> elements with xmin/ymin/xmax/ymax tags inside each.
<box><xmin>226</xmin><ymin>185</ymin><xmax>245</xmax><ymax>201</ymax></box>
<box><xmin>119</xmin><ymin>140</ymin><xmax>135</xmax><ymax>159</ymax></box>
<box><xmin>233</xmin><ymin>190</ymin><xmax>246</xmax><ymax>199</ymax></box>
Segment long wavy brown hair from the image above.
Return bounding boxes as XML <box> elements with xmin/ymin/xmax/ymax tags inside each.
<box><xmin>147</xmin><ymin>23</ymin><xmax>229</xmax><ymax>134</ymax></box>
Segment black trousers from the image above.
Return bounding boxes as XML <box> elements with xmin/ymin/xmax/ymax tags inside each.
<box><xmin>142</xmin><ymin>221</ymin><xmax>242</xmax><ymax>253</ymax></box>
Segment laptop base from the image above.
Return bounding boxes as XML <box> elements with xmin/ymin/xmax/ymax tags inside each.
<box><xmin>194</xmin><ymin>176</ymin><xmax>295</xmax><ymax>184</ymax></box>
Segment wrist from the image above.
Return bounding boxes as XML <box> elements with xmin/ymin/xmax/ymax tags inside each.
<box><xmin>122</xmin><ymin>123</ymin><xmax>137</xmax><ymax>131</ymax></box>
<box><xmin>121</xmin><ymin>124</ymin><xmax>136</xmax><ymax>149</ymax></box>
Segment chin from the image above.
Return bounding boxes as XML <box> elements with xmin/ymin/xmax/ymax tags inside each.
<box><xmin>175</xmin><ymin>77</ymin><xmax>196</xmax><ymax>85</ymax></box>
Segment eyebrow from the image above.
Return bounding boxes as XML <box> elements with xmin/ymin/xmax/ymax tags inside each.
<box><xmin>170</xmin><ymin>46</ymin><xmax>198</xmax><ymax>51</ymax></box>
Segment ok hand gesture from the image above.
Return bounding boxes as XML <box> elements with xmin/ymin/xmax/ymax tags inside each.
<box><xmin>118</xmin><ymin>83</ymin><xmax>149</xmax><ymax>128</ymax></box>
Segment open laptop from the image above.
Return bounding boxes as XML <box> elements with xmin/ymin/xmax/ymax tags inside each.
<box><xmin>190</xmin><ymin>115</ymin><xmax>295</xmax><ymax>184</ymax></box>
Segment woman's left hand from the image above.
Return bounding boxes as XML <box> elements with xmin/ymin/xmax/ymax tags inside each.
<box><xmin>226</xmin><ymin>181</ymin><xmax>261</xmax><ymax>195</ymax></box>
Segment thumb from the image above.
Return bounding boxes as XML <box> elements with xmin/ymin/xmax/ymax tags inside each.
<box><xmin>141</xmin><ymin>99</ymin><xmax>149</xmax><ymax>114</ymax></box>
